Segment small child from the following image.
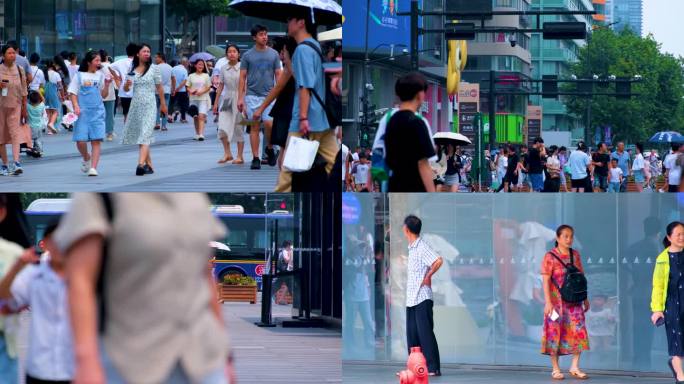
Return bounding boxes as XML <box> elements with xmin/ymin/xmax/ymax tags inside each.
<box><xmin>27</xmin><ymin>91</ymin><xmax>46</xmax><ymax>156</ymax></box>
<box><xmin>585</xmin><ymin>295</ymin><xmax>617</xmax><ymax>350</ymax></box>
<box><xmin>608</xmin><ymin>158</ymin><xmax>623</xmax><ymax>192</ymax></box>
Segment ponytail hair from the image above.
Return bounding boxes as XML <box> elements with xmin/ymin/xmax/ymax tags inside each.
<box><xmin>554</xmin><ymin>224</ymin><xmax>574</xmax><ymax>248</ymax></box>
<box><xmin>664</xmin><ymin>221</ymin><xmax>684</xmax><ymax>248</ymax></box>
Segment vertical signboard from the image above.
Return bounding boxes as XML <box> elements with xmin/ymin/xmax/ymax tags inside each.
<box><xmin>526</xmin><ymin>105</ymin><xmax>542</xmax><ymax>146</ymax></box>
<box><xmin>458</xmin><ymin>83</ymin><xmax>479</xmax><ymax>145</ymax></box>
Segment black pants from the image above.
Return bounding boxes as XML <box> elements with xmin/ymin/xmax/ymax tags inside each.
<box><xmin>173</xmin><ymin>92</ymin><xmax>189</xmax><ymax>120</ymax></box>
<box><xmin>406</xmin><ymin>300</ymin><xmax>440</xmax><ymax>373</ymax></box>
<box><xmin>26</xmin><ymin>375</ymin><xmax>71</xmax><ymax>384</ymax></box>
<box><xmin>669</xmin><ymin>184</ymin><xmax>680</xmax><ymax>193</ymax></box>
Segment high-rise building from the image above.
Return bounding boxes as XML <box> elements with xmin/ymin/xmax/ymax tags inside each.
<box><xmin>609</xmin><ymin>0</ymin><xmax>642</xmax><ymax>35</ymax></box>
<box><xmin>529</xmin><ymin>0</ymin><xmax>595</xmax><ymax>139</ymax></box>
<box><xmin>461</xmin><ymin>0</ymin><xmax>533</xmax><ymax>141</ymax></box>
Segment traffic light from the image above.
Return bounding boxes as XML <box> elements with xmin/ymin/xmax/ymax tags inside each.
<box><xmin>446</xmin><ymin>23</ymin><xmax>476</xmax><ymax>40</ymax></box>
<box><xmin>542</xmin><ymin>75</ymin><xmax>558</xmax><ymax>99</ymax></box>
<box><xmin>280</xmin><ymin>201</ymin><xmax>287</xmax><ymax>210</ymax></box>
<box><xmin>615</xmin><ymin>77</ymin><xmax>631</xmax><ymax>99</ymax></box>
<box><xmin>543</xmin><ymin>22</ymin><xmax>587</xmax><ymax>40</ymax></box>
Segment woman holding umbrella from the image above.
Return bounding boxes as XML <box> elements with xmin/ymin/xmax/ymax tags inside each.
<box><xmin>122</xmin><ymin>43</ymin><xmax>167</xmax><ymax>176</ymax></box>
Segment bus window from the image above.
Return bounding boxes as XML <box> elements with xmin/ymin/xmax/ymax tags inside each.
<box><xmin>225</xmin><ymin>230</ymin><xmax>248</xmax><ymax>248</ymax></box>
<box><xmin>254</xmin><ymin>229</ymin><xmax>267</xmax><ymax>249</ymax></box>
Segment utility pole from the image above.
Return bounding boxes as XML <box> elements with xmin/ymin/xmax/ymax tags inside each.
<box><xmin>489</xmin><ymin>70</ymin><xmax>496</xmax><ymax>148</ymax></box>
<box><xmin>410</xmin><ymin>0</ymin><xmax>419</xmax><ymax>71</ymax></box>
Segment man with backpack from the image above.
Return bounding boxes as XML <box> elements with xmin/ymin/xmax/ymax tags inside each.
<box><xmin>274</xmin><ymin>11</ymin><xmax>338</xmax><ymax>192</ymax></box>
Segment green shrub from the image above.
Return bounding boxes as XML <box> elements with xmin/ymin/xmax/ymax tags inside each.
<box><xmin>223</xmin><ymin>274</ymin><xmax>257</xmax><ymax>286</ymax></box>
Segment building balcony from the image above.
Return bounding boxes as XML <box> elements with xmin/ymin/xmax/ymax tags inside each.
<box><xmin>537</xmin><ymin>47</ymin><xmax>577</xmax><ymax>62</ymax></box>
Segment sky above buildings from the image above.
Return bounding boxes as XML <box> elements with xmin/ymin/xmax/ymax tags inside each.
<box><xmin>642</xmin><ymin>0</ymin><xmax>684</xmax><ymax>58</ymax></box>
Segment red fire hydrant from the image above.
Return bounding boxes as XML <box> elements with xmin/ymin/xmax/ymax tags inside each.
<box><xmin>398</xmin><ymin>347</ymin><xmax>429</xmax><ymax>384</ymax></box>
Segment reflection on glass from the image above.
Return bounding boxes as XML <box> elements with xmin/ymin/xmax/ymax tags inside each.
<box><xmin>342</xmin><ymin>193</ymin><xmax>684</xmax><ymax>373</ymax></box>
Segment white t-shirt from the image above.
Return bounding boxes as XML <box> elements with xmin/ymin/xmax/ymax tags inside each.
<box><xmin>110</xmin><ymin>58</ymin><xmax>134</xmax><ymax>98</ymax></box>
<box><xmin>157</xmin><ymin>63</ymin><xmax>174</xmax><ymax>94</ymax></box>
<box><xmin>568</xmin><ymin>150</ymin><xmax>591</xmax><ymax>180</ymax></box>
<box><xmin>67</xmin><ymin>64</ymin><xmax>79</xmax><ymax>83</ymax></box>
<box><xmin>497</xmin><ymin>155</ymin><xmax>508</xmax><ymax>175</ymax></box>
<box><xmin>354</xmin><ymin>162</ymin><xmax>370</xmax><ymax>185</ymax></box>
<box><xmin>547</xmin><ymin>155</ymin><xmax>560</xmax><ymax>177</ymax></box>
<box><xmin>664</xmin><ymin>152</ymin><xmax>682</xmax><ymax>186</ymax></box>
<box><xmin>609</xmin><ymin>167</ymin><xmax>623</xmax><ymax>183</ymax></box>
<box><xmin>67</xmin><ymin>71</ymin><xmax>105</xmax><ymax>95</ymax></box>
<box><xmin>632</xmin><ymin>153</ymin><xmax>645</xmax><ymax>171</ymax></box>
<box><xmin>98</xmin><ymin>63</ymin><xmax>116</xmax><ymax>102</ymax></box>
<box><xmin>29</xmin><ymin>65</ymin><xmax>45</xmax><ymax>91</ymax></box>
<box><xmin>48</xmin><ymin>69</ymin><xmax>62</xmax><ymax>85</ymax></box>
<box><xmin>214</xmin><ymin>57</ymin><xmax>229</xmax><ymax>74</ymax></box>
<box><xmin>187</xmin><ymin>73</ymin><xmax>211</xmax><ymax>102</ymax></box>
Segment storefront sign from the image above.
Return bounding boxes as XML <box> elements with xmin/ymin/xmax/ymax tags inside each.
<box><xmin>526</xmin><ymin>105</ymin><xmax>542</xmax><ymax>146</ymax></box>
<box><xmin>458</xmin><ymin>83</ymin><xmax>479</xmax><ymax>144</ymax></box>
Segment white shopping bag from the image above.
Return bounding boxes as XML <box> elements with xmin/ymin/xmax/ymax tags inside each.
<box><xmin>283</xmin><ymin>136</ymin><xmax>320</xmax><ymax>172</ymax></box>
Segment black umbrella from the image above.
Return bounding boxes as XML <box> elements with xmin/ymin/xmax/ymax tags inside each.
<box><xmin>229</xmin><ymin>0</ymin><xmax>343</xmax><ymax>26</ymax></box>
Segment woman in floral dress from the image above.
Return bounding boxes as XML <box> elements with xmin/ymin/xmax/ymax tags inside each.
<box><xmin>541</xmin><ymin>224</ymin><xmax>590</xmax><ymax>380</ymax></box>
<box><xmin>122</xmin><ymin>43</ymin><xmax>167</xmax><ymax>176</ymax></box>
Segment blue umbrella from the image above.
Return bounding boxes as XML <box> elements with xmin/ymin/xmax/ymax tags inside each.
<box><xmin>229</xmin><ymin>0</ymin><xmax>342</xmax><ymax>26</ymax></box>
<box><xmin>189</xmin><ymin>52</ymin><xmax>216</xmax><ymax>63</ymax></box>
<box><xmin>648</xmin><ymin>131</ymin><xmax>684</xmax><ymax>143</ymax></box>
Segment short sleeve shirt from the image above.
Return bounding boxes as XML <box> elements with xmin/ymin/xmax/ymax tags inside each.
<box><xmin>611</xmin><ymin>151</ymin><xmax>630</xmax><ymax>175</ymax></box>
<box><xmin>53</xmin><ymin>193</ymin><xmax>228</xmax><ymax>384</ymax></box>
<box><xmin>406</xmin><ymin>237</ymin><xmax>439</xmax><ymax>307</ymax></box>
<box><xmin>218</xmin><ymin>62</ymin><xmax>241</xmax><ymax>99</ymax></box>
<box><xmin>568</xmin><ymin>150</ymin><xmax>591</xmax><ymax>180</ymax></box>
<box><xmin>241</xmin><ymin>46</ymin><xmax>281</xmax><ymax>97</ymax></box>
<box><xmin>48</xmin><ymin>70</ymin><xmax>62</xmax><ymax>85</ymax></box>
<box><xmin>98</xmin><ymin>63</ymin><xmax>116</xmax><ymax>102</ymax></box>
<box><xmin>528</xmin><ymin>148</ymin><xmax>545</xmax><ymax>174</ymax></box>
<box><xmin>0</xmin><ymin>64</ymin><xmax>28</xmax><ymax>108</ymax></box>
<box><xmin>29</xmin><ymin>65</ymin><xmax>45</xmax><ymax>91</ymax></box>
<box><xmin>187</xmin><ymin>73</ymin><xmax>211</xmax><ymax>102</ymax></box>
<box><xmin>157</xmin><ymin>63</ymin><xmax>174</xmax><ymax>94</ymax></box>
<box><xmin>67</xmin><ymin>71</ymin><xmax>105</xmax><ymax>95</ymax></box>
<box><xmin>172</xmin><ymin>65</ymin><xmax>188</xmax><ymax>92</ymax></box>
<box><xmin>289</xmin><ymin>39</ymin><xmax>328</xmax><ymax>133</ymax></box>
<box><xmin>385</xmin><ymin>110</ymin><xmax>437</xmax><ymax>192</ymax></box>
<box><xmin>110</xmin><ymin>58</ymin><xmax>133</xmax><ymax>97</ymax></box>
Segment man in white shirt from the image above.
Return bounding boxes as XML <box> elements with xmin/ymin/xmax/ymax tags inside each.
<box><xmin>154</xmin><ymin>52</ymin><xmax>175</xmax><ymax>131</ymax></box>
<box><xmin>568</xmin><ymin>143</ymin><xmax>592</xmax><ymax>192</ymax></box>
<box><xmin>109</xmin><ymin>43</ymin><xmax>137</xmax><ymax>123</ymax></box>
<box><xmin>28</xmin><ymin>53</ymin><xmax>45</xmax><ymax>92</ymax></box>
<box><xmin>0</xmin><ymin>224</ymin><xmax>74</xmax><ymax>383</ymax></box>
<box><xmin>664</xmin><ymin>143</ymin><xmax>684</xmax><ymax>192</ymax></box>
<box><xmin>402</xmin><ymin>215</ymin><xmax>443</xmax><ymax>377</ymax></box>
<box><xmin>171</xmin><ymin>57</ymin><xmax>190</xmax><ymax>123</ymax></box>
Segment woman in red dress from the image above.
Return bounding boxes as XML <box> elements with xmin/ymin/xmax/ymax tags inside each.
<box><xmin>541</xmin><ymin>224</ymin><xmax>590</xmax><ymax>380</ymax></box>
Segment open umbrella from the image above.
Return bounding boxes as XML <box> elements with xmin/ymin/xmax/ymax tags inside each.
<box><xmin>209</xmin><ymin>241</ymin><xmax>231</xmax><ymax>252</ymax></box>
<box><xmin>189</xmin><ymin>52</ymin><xmax>215</xmax><ymax>63</ymax></box>
<box><xmin>205</xmin><ymin>45</ymin><xmax>226</xmax><ymax>59</ymax></box>
<box><xmin>433</xmin><ymin>131</ymin><xmax>472</xmax><ymax>147</ymax></box>
<box><xmin>229</xmin><ymin>0</ymin><xmax>342</xmax><ymax>26</ymax></box>
<box><xmin>649</xmin><ymin>131</ymin><xmax>684</xmax><ymax>143</ymax></box>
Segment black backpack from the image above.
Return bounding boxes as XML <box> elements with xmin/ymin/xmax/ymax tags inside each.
<box><xmin>549</xmin><ymin>249</ymin><xmax>588</xmax><ymax>303</ymax></box>
<box><xmin>298</xmin><ymin>41</ymin><xmax>342</xmax><ymax>129</ymax></box>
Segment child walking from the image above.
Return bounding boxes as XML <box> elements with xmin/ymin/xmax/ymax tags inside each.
<box><xmin>26</xmin><ymin>91</ymin><xmax>46</xmax><ymax>157</ymax></box>
<box><xmin>68</xmin><ymin>50</ymin><xmax>111</xmax><ymax>176</ymax></box>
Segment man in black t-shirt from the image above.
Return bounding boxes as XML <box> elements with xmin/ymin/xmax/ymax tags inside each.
<box><xmin>384</xmin><ymin>72</ymin><xmax>437</xmax><ymax>192</ymax></box>
<box><xmin>527</xmin><ymin>137</ymin><xmax>546</xmax><ymax>192</ymax></box>
<box><xmin>592</xmin><ymin>142</ymin><xmax>610</xmax><ymax>192</ymax></box>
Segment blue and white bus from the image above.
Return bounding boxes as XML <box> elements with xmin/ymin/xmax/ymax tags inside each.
<box><xmin>24</xmin><ymin>199</ymin><xmax>294</xmax><ymax>290</ymax></box>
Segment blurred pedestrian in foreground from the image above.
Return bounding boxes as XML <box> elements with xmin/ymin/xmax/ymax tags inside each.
<box><xmin>0</xmin><ymin>194</ymin><xmax>32</xmax><ymax>384</ymax></box>
<box><xmin>56</xmin><ymin>193</ymin><xmax>233</xmax><ymax>384</ymax></box>
<box><xmin>0</xmin><ymin>223</ymin><xmax>74</xmax><ymax>384</ymax></box>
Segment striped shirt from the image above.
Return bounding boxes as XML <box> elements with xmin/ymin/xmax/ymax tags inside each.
<box><xmin>406</xmin><ymin>237</ymin><xmax>439</xmax><ymax>307</ymax></box>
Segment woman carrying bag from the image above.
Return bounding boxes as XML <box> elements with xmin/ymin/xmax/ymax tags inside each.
<box><xmin>651</xmin><ymin>221</ymin><xmax>684</xmax><ymax>383</ymax></box>
<box><xmin>540</xmin><ymin>224</ymin><xmax>590</xmax><ymax>380</ymax></box>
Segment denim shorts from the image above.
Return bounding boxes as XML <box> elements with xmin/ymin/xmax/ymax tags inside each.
<box><xmin>245</xmin><ymin>95</ymin><xmax>274</xmax><ymax>122</ymax></box>
<box><xmin>633</xmin><ymin>169</ymin><xmax>645</xmax><ymax>183</ymax></box>
<box><xmin>529</xmin><ymin>173</ymin><xmax>544</xmax><ymax>191</ymax></box>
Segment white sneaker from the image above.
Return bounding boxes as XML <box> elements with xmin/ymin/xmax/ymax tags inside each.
<box><xmin>81</xmin><ymin>159</ymin><xmax>91</xmax><ymax>173</ymax></box>
<box><xmin>87</xmin><ymin>168</ymin><xmax>99</xmax><ymax>177</ymax></box>
<box><xmin>198</xmin><ymin>135</ymin><xmax>205</xmax><ymax>141</ymax></box>
<box><xmin>192</xmin><ymin>135</ymin><xmax>199</xmax><ymax>140</ymax></box>
<box><xmin>106</xmin><ymin>134</ymin><xmax>114</xmax><ymax>142</ymax></box>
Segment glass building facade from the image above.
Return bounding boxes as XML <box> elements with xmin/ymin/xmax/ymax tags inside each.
<box><xmin>343</xmin><ymin>193</ymin><xmax>684</xmax><ymax>373</ymax></box>
<box><xmin>2</xmin><ymin>0</ymin><xmax>163</xmax><ymax>60</ymax></box>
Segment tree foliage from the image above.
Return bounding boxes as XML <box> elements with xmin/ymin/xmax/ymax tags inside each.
<box><xmin>564</xmin><ymin>28</ymin><xmax>684</xmax><ymax>143</ymax></box>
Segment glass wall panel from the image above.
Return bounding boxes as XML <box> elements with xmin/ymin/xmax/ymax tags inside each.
<box><xmin>342</xmin><ymin>193</ymin><xmax>684</xmax><ymax>373</ymax></box>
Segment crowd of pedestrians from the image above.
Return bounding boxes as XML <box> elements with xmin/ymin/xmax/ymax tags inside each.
<box><xmin>0</xmin><ymin>20</ymin><xmax>342</xmax><ymax>191</ymax></box>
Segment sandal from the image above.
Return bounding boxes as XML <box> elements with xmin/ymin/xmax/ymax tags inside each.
<box><xmin>233</xmin><ymin>158</ymin><xmax>244</xmax><ymax>165</ymax></box>
<box><xmin>551</xmin><ymin>370</ymin><xmax>564</xmax><ymax>380</ymax></box>
<box><xmin>218</xmin><ymin>156</ymin><xmax>234</xmax><ymax>164</ymax></box>
<box><xmin>569</xmin><ymin>369</ymin><xmax>588</xmax><ymax>380</ymax></box>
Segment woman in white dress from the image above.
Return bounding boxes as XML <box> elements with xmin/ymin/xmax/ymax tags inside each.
<box><xmin>213</xmin><ymin>44</ymin><xmax>243</xmax><ymax>164</ymax></box>
<box><xmin>122</xmin><ymin>44</ymin><xmax>167</xmax><ymax>176</ymax></box>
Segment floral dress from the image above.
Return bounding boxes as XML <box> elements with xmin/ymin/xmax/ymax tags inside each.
<box><xmin>122</xmin><ymin>64</ymin><xmax>161</xmax><ymax>145</ymax></box>
<box><xmin>540</xmin><ymin>248</ymin><xmax>590</xmax><ymax>355</ymax></box>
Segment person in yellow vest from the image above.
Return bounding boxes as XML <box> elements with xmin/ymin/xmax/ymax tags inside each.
<box><xmin>651</xmin><ymin>221</ymin><xmax>684</xmax><ymax>383</ymax></box>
